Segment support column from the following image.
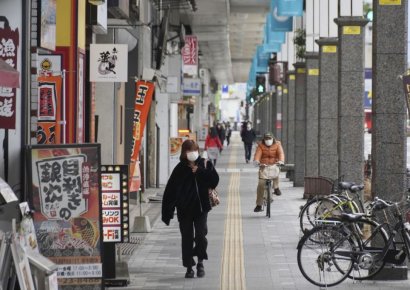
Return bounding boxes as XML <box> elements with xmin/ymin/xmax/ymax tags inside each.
<box><xmin>304</xmin><ymin>52</ymin><xmax>320</xmax><ymax>177</ymax></box>
<box><xmin>294</xmin><ymin>62</ymin><xmax>306</xmax><ymax>187</ymax></box>
<box><xmin>316</xmin><ymin>38</ymin><xmax>339</xmax><ymax>181</ymax></box>
<box><xmin>335</xmin><ymin>17</ymin><xmax>368</xmax><ymax>184</ymax></box>
<box><xmin>287</xmin><ymin>71</ymin><xmax>296</xmax><ymax>165</ymax></box>
<box><xmin>281</xmin><ymin>84</ymin><xmax>288</xmax><ymax>153</ymax></box>
<box><xmin>372</xmin><ymin>0</ymin><xmax>408</xmax><ymax>202</ymax></box>
<box><xmin>270</xmin><ymin>92</ymin><xmax>276</xmax><ymax>136</ymax></box>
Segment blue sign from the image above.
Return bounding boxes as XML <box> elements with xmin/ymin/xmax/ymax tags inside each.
<box><xmin>270</xmin><ymin>1</ymin><xmax>293</xmax><ymax>31</ymax></box>
<box><xmin>276</xmin><ymin>0</ymin><xmax>303</xmax><ymax>16</ymax></box>
<box><xmin>222</xmin><ymin>84</ymin><xmax>229</xmax><ymax>93</ymax></box>
<box><xmin>264</xmin><ymin>19</ymin><xmax>286</xmax><ymax>45</ymax></box>
<box><xmin>256</xmin><ymin>46</ymin><xmax>269</xmax><ymax>73</ymax></box>
<box><xmin>182</xmin><ymin>78</ymin><xmax>201</xmax><ymax>96</ymax></box>
<box><xmin>261</xmin><ymin>43</ymin><xmax>281</xmax><ymax>54</ymax></box>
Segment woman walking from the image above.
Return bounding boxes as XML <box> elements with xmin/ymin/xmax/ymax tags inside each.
<box><xmin>161</xmin><ymin>139</ymin><xmax>219</xmax><ymax>278</ymax></box>
<box><xmin>204</xmin><ymin>127</ymin><xmax>223</xmax><ymax>166</ymax></box>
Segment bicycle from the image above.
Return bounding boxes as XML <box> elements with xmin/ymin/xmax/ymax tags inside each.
<box><xmin>299</xmin><ymin>181</ymin><xmax>366</xmax><ymax>234</ymax></box>
<box><xmin>297</xmin><ymin>196</ymin><xmax>410</xmax><ymax>287</ymax></box>
<box><xmin>257</xmin><ymin>163</ymin><xmax>281</xmax><ymax>218</ymax></box>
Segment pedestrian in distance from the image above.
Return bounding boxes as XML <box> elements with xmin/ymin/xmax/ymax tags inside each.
<box><xmin>161</xmin><ymin>139</ymin><xmax>220</xmax><ymax>278</ymax></box>
<box><xmin>241</xmin><ymin>121</ymin><xmax>256</xmax><ymax>163</ymax></box>
<box><xmin>216</xmin><ymin>123</ymin><xmax>226</xmax><ymax>152</ymax></box>
<box><xmin>225</xmin><ymin>123</ymin><xmax>232</xmax><ymax>146</ymax></box>
<box><xmin>204</xmin><ymin>127</ymin><xmax>223</xmax><ymax>166</ymax></box>
<box><xmin>253</xmin><ymin>132</ymin><xmax>285</xmax><ymax>212</ymax></box>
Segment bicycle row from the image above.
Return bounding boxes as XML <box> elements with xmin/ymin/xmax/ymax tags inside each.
<box><xmin>296</xmin><ymin>179</ymin><xmax>410</xmax><ymax>287</ymax></box>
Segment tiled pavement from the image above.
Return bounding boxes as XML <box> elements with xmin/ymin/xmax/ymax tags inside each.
<box><xmin>110</xmin><ymin>133</ymin><xmax>410</xmax><ymax>290</ymax></box>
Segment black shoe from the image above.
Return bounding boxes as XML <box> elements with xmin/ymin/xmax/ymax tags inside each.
<box><xmin>274</xmin><ymin>188</ymin><xmax>282</xmax><ymax>196</ymax></box>
<box><xmin>246</xmin><ymin>159</ymin><xmax>249</xmax><ymax>163</ymax></box>
<box><xmin>197</xmin><ymin>263</ymin><xmax>205</xmax><ymax>278</ymax></box>
<box><xmin>254</xmin><ymin>205</ymin><xmax>263</xmax><ymax>212</ymax></box>
<box><xmin>185</xmin><ymin>268</ymin><xmax>195</xmax><ymax>278</ymax></box>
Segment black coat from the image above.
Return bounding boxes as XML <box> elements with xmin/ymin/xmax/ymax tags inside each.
<box><xmin>161</xmin><ymin>157</ymin><xmax>219</xmax><ymax>225</ymax></box>
<box><xmin>241</xmin><ymin>129</ymin><xmax>256</xmax><ymax>144</ymax></box>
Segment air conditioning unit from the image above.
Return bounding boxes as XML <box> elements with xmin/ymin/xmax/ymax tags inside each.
<box><xmin>108</xmin><ymin>0</ymin><xmax>129</xmax><ymax>19</ymax></box>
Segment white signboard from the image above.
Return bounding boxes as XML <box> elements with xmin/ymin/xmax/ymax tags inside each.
<box><xmin>183</xmin><ymin>78</ymin><xmax>201</xmax><ymax>96</ymax></box>
<box><xmin>90</xmin><ymin>44</ymin><xmax>128</xmax><ymax>82</ymax></box>
<box><xmin>37</xmin><ymin>54</ymin><xmax>62</xmax><ymax>76</ymax></box>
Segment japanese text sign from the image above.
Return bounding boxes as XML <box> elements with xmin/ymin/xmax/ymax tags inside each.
<box><xmin>182</xmin><ymin>35</ymin><xmax>198</xmax><ymax>76</ymax></box>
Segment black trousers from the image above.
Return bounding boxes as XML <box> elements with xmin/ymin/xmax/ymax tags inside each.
<box><xmin>244</xmin><ymin>143</ymin><xmax>253</xmax><ymax>161</ymax></box>
<box><xmin>226</xmin><ymin>136</ymin><xmax>231</xmax><ymax>146</ymax></box>
<box><xmin>178</xmin><ymin>211</ymin><xmax>208</xmax><ymax>267</ymax></box>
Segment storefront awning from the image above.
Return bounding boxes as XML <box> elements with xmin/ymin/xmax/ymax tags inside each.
<box><xmin>0</xmin><ymin>58</ymin><xmax>19</xmax><ymax>88</ymax></box>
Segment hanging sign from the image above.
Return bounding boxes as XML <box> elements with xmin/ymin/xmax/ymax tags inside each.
<box><xmin>276</xmin><ymin>0</ymin><xmax>303</xmax><ymax>16</ymax></box>
<box><xmin>28</xmin><ymin>144</ymin><xmax>103</xmax><ymax>288</ymax></box>
<box><xmin>182</xmin><ymin>35</ymin><xmax>198</xmax><ymax>76</ymax></box>
<box><xmin>129</xmin><ymin>81</ymin><xmax>154</xmax><ymax>192</ymax></box>
<box><xmin>0</xmin><ymin>18</ymin><xmax>19</xmax><ymax>129</ymax></box>
<box><xmin>90</xmin><ymin>44</ymin><xmax>128</xmax><ymax>82</ymax></box>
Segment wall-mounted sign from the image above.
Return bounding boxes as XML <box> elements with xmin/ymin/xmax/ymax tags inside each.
<box><xmin>100</xmin><ymin>165</ymin><xmax>129</xmax><ymax>243</ymax></box>
<box><xmin>308</xmin><ymin>69</ymin><xmax>319</xmax><ymax>76</ymax></box>
<box><xmin>28</xmin><ymin>144</ymin><xmax>103</xmax><ymax>288</ymax></box>
<box><xmin>38</xmin><ymin>0</ymin><xmax>56</xmax><ymax>51</ymax></box>
<box><xmin>38</xmin><ymin>54</ymin><xmax>62</xmax><ymax>76</ymax></box>
<box><xmin>380</xmin><ymin>0</ymin><xmax>401</xmax><ymax>4</ymax></box>
<box><xmin>343</xmin><ymin>26</ymin><xmax>361</xmax><ymax>35</ymax></box>
<box><xmin>322</xmin><ymin>45</ymin><xmax>337</xmax><ymax>53</ymax></box>
<box><xmin>90</xmin><ymin>44</ymin><xmax>128</xmax><ymax>82</ymax></box>
<box><xmin>183</xmin><ymin>78</ymin><xmax>201</xmax><ymax>96</ymax></box>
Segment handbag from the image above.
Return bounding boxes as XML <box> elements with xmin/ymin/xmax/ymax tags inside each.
<box><xmin>208</xmin><ymin>188</ymin><xmax>220</xmax><ymax>207</ymax></box>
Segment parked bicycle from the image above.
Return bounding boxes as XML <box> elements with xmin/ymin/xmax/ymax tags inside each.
<box><xmin>297</xmin><ymin>196</ymin><xmax>410</xmax><ymax>287</ymax></box>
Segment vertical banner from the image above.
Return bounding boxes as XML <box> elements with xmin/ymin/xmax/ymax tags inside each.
<box><xmin>129</xmin><ymin>81</ymin><xmax>154</xmax><ymax>192</ymax></box>
<box><xmin>0</xmin><ymin>18</ymin><xmax>19</xmax><ymax>129</ymax></box>
<box><xmin>37</xmin><ymin>76</ymin><xmax>62</xmax><ymax>144</ymax></box>
<box><xmin>77</xmin><ymin>53</ymin><xmax>85</xmax><ymax>143</ymax></box>
<box><xmin>28</xmin><ymin>144</ymin><xmax>103</xmax><ymax>289</ymax></box>
<box><xmin>182</xmin><ymin>35</ymin><xmax>198</xmax><ymax>76</ymax></box>
<box><xmin>402</xmin><ymin>74</ymin><xmax>410</xmax><ymax>117</ymax></box>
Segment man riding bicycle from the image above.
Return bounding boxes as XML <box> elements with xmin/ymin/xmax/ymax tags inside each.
<box><xmin>253</xmin><ymin>132</ymin><xmax>285</xmax><ymax>212</ymax></box>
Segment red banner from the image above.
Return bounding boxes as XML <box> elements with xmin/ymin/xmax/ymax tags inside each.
<box><xmin>129</xmin><ymin>80</ymin><xmax>154</xmax><ymax>192</ymax></box>
<box><xmin>182</xmin><ymin>35</ymin><xmax>198</xmax><ymax>65</ymax></box>
<box><xmin>37</xmin><ymin>76</ymin><xmax>62</xmax><ymax>144</ymax></box>
<box><xmin>0</xmin><ymin>20</ymin><xmax>19</xmax><ymax>129</ymax></box>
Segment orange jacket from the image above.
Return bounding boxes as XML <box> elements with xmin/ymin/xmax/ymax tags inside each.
<box><xmin>253</xmin><ymin>141</ymin><xmax>285</xmax><ymax>165</ymax></box>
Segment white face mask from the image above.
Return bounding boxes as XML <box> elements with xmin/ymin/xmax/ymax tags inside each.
<box><xmin>247</xmin><ymin>126</ymin><xmax>251</xmax><ymax>130</ymax></box>
<box><xmin>265</xmin><ymin>139</ymin><xmax>273</xmax><ymax>146</ymax></box>
<box><xmin>187</xmin><ymin>151</ymin><xmax>199</xmax><ymax>161</ymax></box>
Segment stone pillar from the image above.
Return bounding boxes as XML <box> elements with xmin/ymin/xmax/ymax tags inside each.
<box><xmin>276</xmin><ymin>86</ymin><xmax>282</xmax><ymax>140</ymax></box>
<box><xmin>372</xmin><ymin>2</ymin><xmax>407</xmax><ymax>202</ymax></box>
<box><xmin>335</xmin><ymin>17</ymin><xmax>368</xmax><ymax>184</ymax></box>
<box><xmin>304</xmin><ymin>52</ymin><xmax>320</xmax><ymax>177</ymax></box>
<box><xmin>281</xmin><ymin>84</ymin><xmax>288</xmax><ymax>153</ymax></box>
<box><xmin>316</xmin><ymin>38</ymin><xmax>339</xmax><ymax>181</ymax></box>
<box><xmin>287</xmin><ymin>71</ymin><xmax>296</xmax><ymax>165</ymax></box>
<box><xmin>294</xmin><ymin>62</ymin><xmax>307</xmax><ymax>187</ymax></box>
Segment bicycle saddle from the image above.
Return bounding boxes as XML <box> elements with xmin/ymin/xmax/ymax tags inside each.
<box><xmin>339</xmin><ymin>212</ymin><xmax>366</xmax><ymax>222</ymax></box>
<box><xmin>350</xmin><ymin>184</ymin><xmax>364</xmax><ymax>192</ymax></box>
<box><xmin>338</xmin><ymin>182</ymin><xmax>364</xmax><ymax>192</ymax></box>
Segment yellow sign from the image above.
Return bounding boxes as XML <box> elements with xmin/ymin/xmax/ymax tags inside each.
<box><xmin>308</xmin><ymin>69</ymin><xmax>319</xmax><ymax>76</ymax></box>
<box><xmin>322</xmin><ymin>46</ymin><xmax>337</xmax><ymax>53</ymax></box>
<box><xmin>289</xmin><ymin>75</ymin><xmax>295</xmax><ymax>80</ymax></box>
<box><xmin>380</xmin><ymin>0</ymin><xmax>401</xmax><ymax>4</ymax></box>
<box><xmin>343</xmin><ymin>26</ymin><xmax>361</xmax><ymax>35</ymax></box>
<box><xmin>284</xmin><ymin>88</ymin><xmax>288</xmax><ymax>94</ymax></box>
<box><xmin>297</xmin><ymin>68</ymin><xmax>306</xmax><ymax>74</ymax></box>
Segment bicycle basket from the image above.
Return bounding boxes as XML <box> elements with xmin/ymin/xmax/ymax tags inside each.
<box><xmin>259</xmin><ymin>165</ymin><xmax>280</xmax><ymax>179</ymax></box>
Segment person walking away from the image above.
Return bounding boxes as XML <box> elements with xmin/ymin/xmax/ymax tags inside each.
<box><xmin>216</xmin><ymin>123</ymin><xmax>226</xmax><ymax>149</ymax></box>
<box><xmin>253</xmin><ymin>132</ymin><xmax>285</xmax><ymax>212</ymax></box>
<box><xmin>204</xmin><ymin>127</ymin><xmax>223</xmax><ymax>166</ymax></box>
<box><xmin>241</xmin><ymin>122</ymin><xmax>256</xmax><ymax>163</ymax></box>
<box><xmin>225</xmin><ymin>123</ymin><xmax>232</xmax><ymax>146</ymax></box>
<box><xmin>161</xmin><ymin>139</ymin><xmax>219</xmax><ymax>278</ymax></box>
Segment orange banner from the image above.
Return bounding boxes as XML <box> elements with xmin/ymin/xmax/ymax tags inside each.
<box><xmin>37</xmin><ymin>76</ymin><xmax>62</xmax><ymax>144</ymax></box>
<box><xmin>129</xmin><ymin>80</ymin><xmax>154</xmax><ymax>192</ymax></box>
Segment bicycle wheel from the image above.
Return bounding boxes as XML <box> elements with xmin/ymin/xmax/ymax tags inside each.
<box><xmin>347</xmin><ymin>219</ymin><xmax>388</xmax><ymax>280</ymax></box>
<box><xmin>266</xmin><ymin>182</ymin><xmax>271</xmax><ymax>218</ymax></box>
<box><xmin>297</xmin><ymin>225</ymin><xmax>354</xmax><ymax>287</ymax></box>
<box><xmin>299</xmin><ymin>196</ymin><xmax>341</xmax><ymax>234</ymax></box>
